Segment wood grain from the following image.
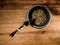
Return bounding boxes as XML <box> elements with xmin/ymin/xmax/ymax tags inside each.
<box><xmin>0</xmin><ymin>0</ymin><xmax>60</xmax><ymax>45</ymax></box>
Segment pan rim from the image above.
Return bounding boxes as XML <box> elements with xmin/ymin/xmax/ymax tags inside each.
<box><xmin>27</xmin><ymin>5</ymin><xmax>51</xmax><ymax>29</ymax></box>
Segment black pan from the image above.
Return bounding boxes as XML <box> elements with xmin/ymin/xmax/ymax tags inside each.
<box><xmin>10</xmin><ymin>5</ymin><xmax>51</xmax><ymax>37</ymax></box>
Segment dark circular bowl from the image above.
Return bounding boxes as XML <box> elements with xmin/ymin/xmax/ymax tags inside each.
<box><xmin>27</xmin><ymin>5</ymin><xmax>51</xmax><ymax>29</ymax></box>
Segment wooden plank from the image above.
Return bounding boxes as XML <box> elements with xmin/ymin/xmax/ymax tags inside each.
<box><xmin>0</xmin><ymin>30</ymin><xmax>60</xmax><ymax>45</ymax></box>
<box><xmin>0</xmin><ymin>0</ymin><xmax>60</xmax><ymax>10</ymax></box>
<box><xmin>0</xmin><ymin>10</ymin><xmax>60</xmax><ymax>34</ymax></box>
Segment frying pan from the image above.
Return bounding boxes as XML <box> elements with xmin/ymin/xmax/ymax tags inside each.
<box><xmin>10</xmin><ymin>5</ymin><xmax>51</xmax><ymax>37</ymax></box>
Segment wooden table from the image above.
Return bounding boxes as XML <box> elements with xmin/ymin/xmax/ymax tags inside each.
<box><xmin>0</xmin><ymin>0</ymin><xmax>60</xmax><ymax>45</ymax></box>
